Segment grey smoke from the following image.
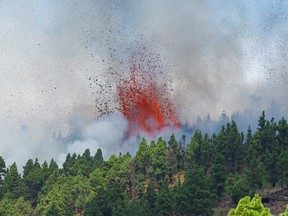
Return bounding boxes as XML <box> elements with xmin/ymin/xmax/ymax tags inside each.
<box><xmin>0</xmin><ymin>0</ymin><xmax>288</xmax><ymax>167</ymax></box>
<box><xmin>57</xmin><ymin>113</ymin><xmax>129</xmax><ymax>165</ymax></box>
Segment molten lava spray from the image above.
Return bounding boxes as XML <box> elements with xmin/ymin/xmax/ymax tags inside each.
<box><xmin>117</xmin><ymin>63</ymin><xmax>180</xmax><ymax>135</ymax></box>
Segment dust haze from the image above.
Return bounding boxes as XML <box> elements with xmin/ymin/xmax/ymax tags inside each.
<box><xmin>0</xmin><ymin>0</ymin><xmax>287</xmax><ymax>167</ymax></box>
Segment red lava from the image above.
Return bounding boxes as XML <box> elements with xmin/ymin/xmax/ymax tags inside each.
<box><xmin>117</xmin><ymin>63</ymin><xmax>180</xmax><ymax>136</ymax></box>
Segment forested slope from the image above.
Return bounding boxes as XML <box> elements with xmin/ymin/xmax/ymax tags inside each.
<box><xmin>0</xmin><ymin>111</ymin><xmax>288</xmax><ymax>215</ymax></box>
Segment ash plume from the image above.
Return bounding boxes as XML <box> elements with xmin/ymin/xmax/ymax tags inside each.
<box><xmin>1</xmin><ymin>0</ymin><xmax>288</xmax><ymax>167</ymax></box>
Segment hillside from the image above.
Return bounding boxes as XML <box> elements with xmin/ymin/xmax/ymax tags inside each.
<box><xmin>214</xmin><ymin>188</ymin><xmax>288</xmax><ymax>215</ymax></box>
<box><xmin>0</xmin><ymin>111</ymin><xmax>288</xmax><ymax>215</ymax></box>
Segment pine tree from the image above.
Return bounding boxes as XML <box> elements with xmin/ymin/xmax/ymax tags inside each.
<box><xmin>145</xmin><ymin>181</ymin><xmax>157</xmax><ymax>215</ymax></box>
<box><xmin>172</xmin><ymin>179</ymin><xmax>190</xmax><ymax>216</ymax></box>
<box><xmin>276</xmin><ymin>118</ymin><xmax>288</xmax><ymax>187</ymax></box>
<box><xmin>3</xmin><ymin>163</ymin><xmax>27</xmax><ymax>200</ymax></box>
<box><xmin>226</xmin><ymin>174</ymin><xmax>253</xmax><ymax>204</ymax></box>
<box><xmin>225</xmin><ymin>121</ymin><xmax>244</xmax><ymax>173</ymax></box>
<box><xmin>46</xmin><ymin>203</ymin><xmax>62</xmax><ymax>216</ymax></box>
<box><xmin>182</xmin><ymin>166</ymin><xmax>213</xmax><ymax>215</ymax></box>
<box><xmin>148</xmin><ymin>140</ymin><xmax>157</xmax><ymax>179</ymax></box>
<box><xmin>14</xmin><ymin>197</ymin><xmax>33</xmax><ymax>216</ymax></box>
<box><xmin>154</xmin><ymin>182</ymin><xmax>173</xmax><ymax>216</ymax></box>
<box><xmin>84</xmin><ymin>195</ymin><xmax>103</xmax><ymax>216</ymax></box>
<box><xmin>186</xmin><ymin>130</ymin><xmax>203</xmax><ymax>168</ymax></box>
<box><xmin>167</xmin><ymin>134</ymin><xmax>181</xmax><ymax>180</ymax></box>
<box><xmin>94</xmin><ymin>148</ymin><xmax>104</xmax><ymax>168</ymax></box>
<box><xmin>23</xmin><ymin>158</ymin><xmax>44</xmax><ymax>206</ymax></box>
<box><xmin>42</xmin><ymin>161</ymin><xmax>50</xmax><ymax>182</ymax></box>
<box><xmin>76</xmin><ymin>149</ymin><xmax>94</xmax><ymax>177</ymax></box>
<box><xmin>48</xmin><ymin>159</ymin><xmax>59</xmax><ymax>174</ymax></box>
<box><xmin>201</xmin><ymin>133</ymin><xmax>213</xmax><ymax>173</ymax></box>
<box><xmin>125</xmin><ymin>199</ymin><xmax>149</xmax><ymax>216</ymax></box>
<box><xmin>134</xmin><ymin>138</ymin><xmax>150</xmax><ymax>178</ymax></box>
<box><xmin>228</xmin><ymin>194</ymin><xmax>271</xmax><ymax>216</ymax></box>
<box><xmin>278</xmin><ymin>150</ymin><xmax>288</xmax><ymax>187</ymax></box>
<box><xmin>63</xmin><ymin>153</ymin><xmax>77</xmax><ymax>176</ymax></box>
<box><xmin>211</xmin><ymin>153</ymin><xmax>227</xmax><ymax>199</ymax></box>
<box><xmin>0</xmin><ymin>156</ymin><xmax>6</xmax><ymax>199</ymax></box>
<box><xmin>108</xmin><ymin>181</ymin><xmax>128</xmax><ymax>216</ymax></box>
<box><xmin>245</xmin><ymin>130</ymin><xmax>269</xmax><ymax>189</ymax></box>
<box><xmin>0</xmin><ymin>197</ymin><xmax>14</xmax><ymax>215</ymax></box>
<box><xmin>151</xmin><ymin>137</ymin><xmax>167</xmax><ymax>184</ymax></box>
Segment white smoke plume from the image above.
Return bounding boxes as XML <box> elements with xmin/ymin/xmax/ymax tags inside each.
<box><xmin>0</xmin><ymin>0</ymin><xmax>288</xmax><ymax>167</ymax></box>
<box><xmin>0</xmin><ymin>114</ymin><xmax>129</xmax><ymax>169</ymax></box>
<box><xmin>57</xmin><ymin>113</ymin><xmax>129</xmax><ymax>166</ymax></box>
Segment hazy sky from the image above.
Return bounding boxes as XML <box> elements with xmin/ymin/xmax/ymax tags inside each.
<box><xmin>1</xmin><ymin>0</ymin><xmax>288</xmax><ymax>166</ymax></box>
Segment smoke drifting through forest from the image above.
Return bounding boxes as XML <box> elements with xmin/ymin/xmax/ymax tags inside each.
<box><xmin>1</xmin><ymin>1</ymin><xmax>288</xmax><ymax>168</ymax></box>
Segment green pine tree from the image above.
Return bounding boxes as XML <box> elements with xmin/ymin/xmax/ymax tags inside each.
<box><xmin>84</xmin><ymin>195</ymin><xmax>103</xmax><ymax>216</ymax></box>
<box><xmin>211</xmin><ymin>153</ymin><xmax>227</xmax><ymax>199</ymax></box>
<box><xmin>3</xmin><ymin>163</ymin><xmax>27</xmax><ymax>200</ymax></box>
<box><xmin>228</xmin><ymin>194</ymin><xmax>271</xmax><ymax>216</ymax></box>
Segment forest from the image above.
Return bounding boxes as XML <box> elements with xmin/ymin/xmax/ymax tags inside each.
<box><xmin>0</xmin><ymin>111</ymin><xmax>288</xmax><ymax>215</ymax></box>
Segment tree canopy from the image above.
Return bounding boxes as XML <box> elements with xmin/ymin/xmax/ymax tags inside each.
<box><xmin>0</xmin><ymin>111</ymin><xmax>288</xmax><ymax>215</ymax></box>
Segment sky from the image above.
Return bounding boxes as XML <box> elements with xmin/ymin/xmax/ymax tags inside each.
<box><xmin>0</xmin><ymin>0</ymin><xmax>288</xmax><ymax>167</ymax></box>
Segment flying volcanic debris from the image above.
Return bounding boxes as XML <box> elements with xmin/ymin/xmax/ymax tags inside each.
<box><xmin>118</xmin><ymin>62</ymin><xmax>180</xmax><ymax>136</ymax></box>
<box><xmin>90</xmin><ymin>44</ymin><xmax>181</xmax><ymax>138</ymax></box>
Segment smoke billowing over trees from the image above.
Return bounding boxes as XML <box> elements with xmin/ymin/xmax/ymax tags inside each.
<box><xmin>0</xmin><ymin>112</ymin><xmax>288</xmax><ymax>215</ymax></box>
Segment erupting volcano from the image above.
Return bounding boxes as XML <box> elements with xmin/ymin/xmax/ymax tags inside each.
<box><xmin>117</xmin><ymin>63</ymin><xmax>180</xmax><ymax>135</ymax></box>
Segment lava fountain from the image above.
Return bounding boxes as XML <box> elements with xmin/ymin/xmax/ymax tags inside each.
<box><xmin>117</xmin><ymin>62</ymin><xmax>180</xmax><ymax>136</ymax></box>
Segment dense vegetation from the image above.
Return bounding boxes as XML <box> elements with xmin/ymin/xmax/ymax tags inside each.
<box><xmin>0</xmin><ymin>111</ymin><xmax>288</xmax><ymax>215</ymax></box>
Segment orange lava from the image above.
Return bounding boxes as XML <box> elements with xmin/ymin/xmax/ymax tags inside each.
<box><xmin>117</xmin><ymin>64</ymin><xmax>180</xmax><ymax>135</ymax></box>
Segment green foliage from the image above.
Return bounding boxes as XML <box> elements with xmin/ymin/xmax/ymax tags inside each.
<box><xmin>38</xmin><ymin>173</ymin><xmax>93</xmax><ymax>215</ymax></box>
<box><xmin>172</xmin><ymin>182</ymin><xmax>190</xmax><ymax>215</ymax></box>
<box><xmin>225</xmin><ymin>121</ymin><xmax>244</xmax><ymax>173</ymax></box>
<box><xmin>0</xmin><ymin>156</ymin><xmax>6</xmax><ymax>199</ymax></box>
<box><xmin>39</xmin><ymin>167</ymin><xmax>60</xmax><ymax>195</ymax></box>
<box><xmin>211</xmin><ymin>153</ymin><xmax>227</xmax><ymax>199</ymax></box>
<box><xmin>108</xmin><ymin>181</ymin><xmax>128</xmax><ymax>216</ymax></box>
<box><xmin>0</xmin><ymin>156</ymin><xmax>6</xmax><ymax>179</ymax></box>
<box><xmin>278</xmin><ymin>150</ymin><xmax>288</xmax><ymax>187</ymax></box>
<box><xmin>23</xmin><ymin>158</ymin><xmax>44</xmax><ymax>206</ymax></box>
<box><xmin>93</xmin><ymin>187</ymin><xmax>110</xmax><ymax>215</ymax></box>
<box><xmin>245</xmin><ymin>130</ymin><xmax>269</xmax><ymax>189</ymax></box>
<box><xmin>89</xmin><ymin>168</ymin><xmax>107</xmax><ymax>192</ymax></box>
<box><xmin>186</xmin><ymin>130</ymin><xmax>203</xmax><ymax>168</ymax></box>
<box><xmin>167</xmin><ymin>134</ymin><xmax>181</xmax><ymax>179</ymax></box>
<box><xmin>105</xmin><ymin>153</ymin><xmax>131</xmax><ymax>190</ymax></box>
<box><xmin>280</xmin><ymin>205</ymin><xmax>288</xmax><ymax>216</ymax></box>
<box><xmin>45</xmin><ymin>203</ymin><xmax>62</xmax><ymax>216</ymax></box>
<box><xmin>1</xmin><ymin>112</ymin><xmax>288</xmax><ymax>215</ymax></box>
<box><xmin>0</xmin><ymin>197</ymin><xmax>32</xmax><ymax>216</ymax></box>
<box><xmin>3</xmin><ymin>163</ymin><xmax>27</xmax><ymax>200</ymax></box>
<box><xmin>228</xmin><ymin>194</ymin><xmax>271</xmax><ymax>216</ymax></box>
<box><xmin>0</xmin><ymin>197</ymin><xmax>15</xmax><ymax>215</ymax></box>
<box><xmin>151</xmin><ymin>137</ymin><xmax>167</xmax><ymax>184</ymax></box>
<box><xmin>154</xmin><ymin>182</ymin><xmax>173</xmax><ymax>216</ymax></box>
<box><xmin>84</xmin><ymin>195</ymin><xmax>103</xmax><ymax>216</ymax></box>
<box><xmin>225</xmin><ymin>174</ymin><xmax>253</xmax><ymax>204</ymax></box>
<box><xmin>135</xmin><ymin>173</ymin><xmax>145</xmax><ymax>197</ymax></box>
<box><xmin>14</xmin><ymin>197</ymin><xmax>33</xmax><ymax>216</ymax></box>
<box><xmin>134</xmin><ymin>138</ymin><xmax>150</xmax><ymax>177</ymax></box>
<box><xmin>145</xmin><ymin>181</ymin><xmax>157</xmax><ymax>214</ymax></box>
<box><xmin>62</xmin><ymin>153</ymin><xmax>77</xmax><ymax>176</ymax></box>
<box><xmin>179</xmin><ymin>166</ymin><xmax>213</xmax><ymax>216</ymax></box>
<box><xmin>276</xmin><ymin>118</ymin><xmax>288</xmax><ymax>187</ymax></box>
<box><xmin>37</xmin><ymin>175</ymin><xmax>73</xmax><ymax>215</ymax></box>
<box><xmin>125</xmin><ymin>199</ymin><xmax>149</xmax><ymax>216</ymax></box>
<box><xmin>48</xmin><ymin>159</ymin><xmax>59</xmax><ymax>174</ymax></box>
<box><xmin>94</xmin><ymin>148</ymin><xmax>104</xmax><ymax>168</ymax></box>
<box><xmin>78</xmin><ymin>149</ymin><xmax>95</xmax><ymax>177</ymax></box>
